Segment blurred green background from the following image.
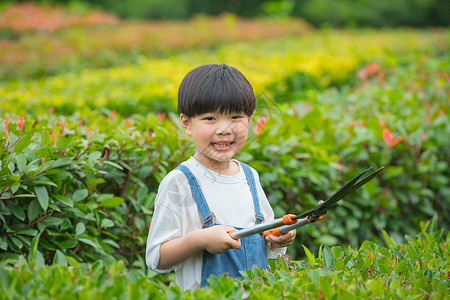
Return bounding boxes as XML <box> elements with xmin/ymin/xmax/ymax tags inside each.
<box><xmin>5</xmin><ymin>0</ymin><xmax>450</xmax><ymax>26</ymax></box>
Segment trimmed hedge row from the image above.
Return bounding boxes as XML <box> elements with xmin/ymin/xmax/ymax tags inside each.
<box><xmin>1</xmin><ymin>52</ymin><xmax>448</xmax><ymax>265</ymax></box>
<box><xmin>0</xmin><ymin>217</ymin><xmax>447</xmax><ymax>299</ymax></box>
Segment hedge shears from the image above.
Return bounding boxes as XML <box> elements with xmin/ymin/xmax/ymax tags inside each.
<box><xmin>230</xmin><ymin>166</ymin><xmax>384</xmax><ymax>239</ymax></box>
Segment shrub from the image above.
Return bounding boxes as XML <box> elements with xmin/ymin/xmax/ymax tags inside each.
<box><xmin>0</xmin><ymin>216</ymin><xmax>447</xmax><ymax>298</ymax></box>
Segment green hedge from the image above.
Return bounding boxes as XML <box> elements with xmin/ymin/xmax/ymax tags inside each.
<box><xmin>12</xmin><ymin>0</ymin><xmax>449</xmax><ymax>26</ymax></box>
<box><xmin>0</xmin><ymin>217</ymin><xmax>447</xmax><ymax>298</ymax></box>
<box><xmin>1</xmin><ymin>53</ymin><xmax>448</xmax><ymax>265</ymax></box>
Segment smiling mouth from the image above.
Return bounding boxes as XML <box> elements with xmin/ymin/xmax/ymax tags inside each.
<box><xmin>211</xmin><ymin>142</ymin><xmax>234</xmax><ymax>149</ymax></box>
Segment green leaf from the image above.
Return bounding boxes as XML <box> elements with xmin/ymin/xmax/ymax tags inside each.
<box><xmin>28</xmin><ymin>232</ymin><xmax>42</xmax><ymax>263</ymax></box>
<box><xmin>322</xmin><ymin>246</ymin><xmax>335</xmax><ymax>269</ymax></box>
<box><xmin>35</xmin><ymin>250</ymin><xmax>45</xmax><ymax>269</ymax></box>
<box><xmin>41</xmin><ymin>133</ymin><xmax>50</xmax><ymax>145</ymax></box>
<box><xmin>100</xmin><ymin>218</ymin><xmax>114</xmax><ymax>228</ymax></box>
<box><xmin>0</xmin><ymin>175</ymin><xmax>20</xmax><ymax>189</ymax></box>
<box><xmin>382</xmin><ymin>229</ymin><xmax>397</xmax><ymax>249</ymax></box>
<box><xmin>42</xmin><ymin>217</ymin><xmax>64</xmax><ymax>226</ymax></box>
<box><xmin>99</xmin><ymin>196</ymin><xmax>124</xmax><ymax>208</ymax></box>
<box><xmin>14</xmin><ymin>134</ymin><xmax>32</xmax><ymax>153</ymax></box>
<box><xmin>78</xmin><ymin>237</ymin><xmax>100</xmax><ymax>251</ymax></box>
<box><xmin>103</xmin><ymin>161</ymin><xmax>123</xmax><ymax>170</ymax></box>
<box><xmin>59</xmin><ymin>239</ymin><xmax>78</xmax><ymax>249</ymax></box>
<box><xmin>49</xmin><ymin>157</ymin><xmax>73</xmax><ymax>169</ymax></box>
<box><xmin>34</xmin><ymin>186</ymin><xmax>49</xmax><ymax>211</ymax></box>
<box><xmin>53</xmin><ymin>194</ymin><xmax>73</xmax><ymax>207</ymax></box>
<box><xmin>331</xmin><ymin>246</ymin><xmax>343</xmax><ymax>258</ymax></box>
<box><xmin>28</xmin><ymin>181</ymin><xmax>58</xmax><ymax>187</ymax></box>
<box><xmin>8</xmin><ymin>202</ymin><xmax>25</xmax><ymax>221</ymax></box>
<box><xmin>53</xmin><ymin>250</ymin><xmax>68</xmax><ymax>266</ymax></box>
<box><xmin>66</xmin><ymin>256</ymin><xmax>80</xmax><ymax>267</ymax></box>
<box><xmin>0</xmin><ymin>237</ymin><xmax>7</xmax><ymax>250</ymax></box>
<box><xmin>27</xmin><ymin>200</ymin><xmax>41</xmax><ymax>222</ymax></box>
<box><xmin>17</xmin><ymin>229</ymin><xmax>38</xmax><ymax>236</ymax></box>
<box><xmin>10</xmin><ymin>236</ymin><xmax>23</xmax><ymax>249</ymax></box>
<box><xmin>57</xmin><ymin>135</ymin><xmax>73</xmax><ymax>152</ymax></box>
<box><xmin>72</xmin><ymin>189</ymin><xmax>88</xmax><ymax>202</ymax></box>
<box><xmin>15</xmin><ymin>154</ymin><xmax>27</xmax><ymax>173</ymax></box>
<box><xmin>75</xmin><ymin>223</ymin><xmax>86</xmax><ymax>236</ymax></box>
<box><xmin>302</xmin><ymin>244</ymin><xmax>316</xmax><ymax>265</ymax></box>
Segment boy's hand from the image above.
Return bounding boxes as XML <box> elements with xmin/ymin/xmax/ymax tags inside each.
<box><xmin>265</xmin><ymin>229</ymin><xmax>296</xmax><ymax>250</ymax></box>
<box><xmin>202</xmin><ymin>225</ymin><xmax>241</xmax><ymax>254</ymax></box>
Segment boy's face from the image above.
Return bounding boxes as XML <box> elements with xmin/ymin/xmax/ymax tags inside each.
<box><xmin>180</xmin><ymin>111</ymin><xmax>252</xmax><ymax>171</ymax></box>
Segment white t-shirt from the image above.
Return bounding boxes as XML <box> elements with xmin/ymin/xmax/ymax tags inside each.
<box><xmin>145</xmin><ymin>157</ymin><xmax>285</xmax><ymax>290</ymax></box>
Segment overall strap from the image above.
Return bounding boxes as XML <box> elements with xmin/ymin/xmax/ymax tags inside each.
<box><xmin>240</xmin><ymin>162</ymin><xmax>265</xmax><ymax>224</ymax></box>
<box><xmin>176</xmin><ymin>165</ymin><xmax>216</xmax><ymax>228</ymax></box>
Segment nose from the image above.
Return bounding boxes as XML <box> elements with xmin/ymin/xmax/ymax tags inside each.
<box><xmin>215</xmin><ymin>119</ymin><xmax>233</xmax><ymax>135</ymax></box>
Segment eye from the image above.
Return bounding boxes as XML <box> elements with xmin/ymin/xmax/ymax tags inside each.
<box><xmin>232</xmin><ymin>115</ymin><xmax>243</xmax><ymax>119</ymax></box>
<box><xmin>204</xmin><ymin>117</ymin><xmax>215</xmax><ymax>121</ymax></box>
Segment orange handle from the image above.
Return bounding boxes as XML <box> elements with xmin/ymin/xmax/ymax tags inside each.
<box><xmin>264</xmin><ymin>214</ymin><xmax>297</xmax><ymax>237</ymax></box>
<box><xmin>264</xmin><ymin>227</ymin><xmax>283</xmax><ymax>237</ymax></box>
<box><xmin>282</xmin><ymin>214</ymin><xmax>297</xmax><ymax>225</ymax></box>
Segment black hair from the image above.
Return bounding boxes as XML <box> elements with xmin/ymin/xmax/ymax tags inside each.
<box><xmin>178</xmin><ymin>64</ymin><xmax>256</xmax><ymax>118</ymax></box>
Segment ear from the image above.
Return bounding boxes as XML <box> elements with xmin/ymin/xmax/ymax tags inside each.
<box><xmin>180</xmin><ymin>114</ymin><xmax>192</xmax><ymax>135</ymax></box>
<box><xmin>248</xmin><ymin>114</ymin><xmax>253</xmax><ymax>126</ymax></box>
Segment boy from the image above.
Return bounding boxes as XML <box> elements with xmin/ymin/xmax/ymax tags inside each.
<box><xmin>146</xmin><ymin>64</ymin><xmax>295</xmax><ymax>290</ymax></box>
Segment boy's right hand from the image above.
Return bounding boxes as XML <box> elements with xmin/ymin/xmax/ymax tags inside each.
<box><xmin>201</xmin><ymin>225</ymin><xmax>241</xmax><ymax>254</ymax></box>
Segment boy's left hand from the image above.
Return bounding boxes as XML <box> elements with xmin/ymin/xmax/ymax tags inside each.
<box><xmin>265</xmin><ymin>229</ymin><xmax>296</xmax><ymax>250</ymax></box>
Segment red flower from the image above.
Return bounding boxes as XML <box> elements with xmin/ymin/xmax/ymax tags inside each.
<box><xmin>383</xmin><ymin>129</ymin><xmax>403</xmax><ymax>148</ymax></box>
<box><xmin>110</xmin><ymin>110</ymin><xmax>116</xmax><ymax>119</ymax></box>
<box><xmin>255</xmin><ymin>117</ymin><xmax>267</xmax><ymax>136</ymax></box>
<box><xmin>49</xmin><ymin>107</ymin><xmax>54</xmax><ymax>116</ymax></box>
<box><xmin>4</xmin><ymin>117</ymin><xmax>10</xmax><ymax>127</ymax></box>
<box><xmin>157</xmin><ymin>112</ymin><xmax>166</xmax><ymax>121</ymax></box>
<box><xmin>17</xmin><ymin>116</ymin><xmax>24</xmax><ymax>130</ymax></box>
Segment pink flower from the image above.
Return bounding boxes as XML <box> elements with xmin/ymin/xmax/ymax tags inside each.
<box><xmin>383</xmin><ymin>129</ymin><xmax>403</xmax><ymax>148</ymax></box>
<box><xmin>110</xmin><ymin>110</ymin><xmax>116</xmax><ymax>119</ymax></box>
<box><xmin>78</xmin><ymin>120</ymin><xmax>82</xmax><ymax>127</ymax></box>
<box><xmin>157</xmin><ymin>112</ymin><xmax>166</xmax><ymax>121</ymax></box>
<box><xmin>255</xmin><ymin>117</ymin><xmax>267</xmax><ymax>136</ymax></box>
<box><xmin>49</xmin><ymin>107</ymin><xmax>54</xmax><ymax>116</ymax></box>
<box><xmin>5</xmin><ymin>117</ymin><xmax>10</xmax><ymax>127</ymax></box>
<box><xmin>17</xmin><ymin>116</ymin><xmax>24</xmax><ymax>130</ymax></box>
<box><xmin>59</xmin><ymin>121</ymin><xmax>65</xmax><ymax>132</ymax></box>
<box><xmin>349</xmin><ymin>120</ymin><xmax>355</xmax><ymax>127</ymax></box>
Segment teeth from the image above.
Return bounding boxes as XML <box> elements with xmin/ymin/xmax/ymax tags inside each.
<box><xmin>214</xmin><ymin>142</ymin><xmax>231</xmax><ymax>147</ymax></box>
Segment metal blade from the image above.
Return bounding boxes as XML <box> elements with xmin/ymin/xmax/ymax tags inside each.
<box><xmin>293</xmin><ymin>167</ymin><xmax>377</xmax><ymax>219</ymax></box>
<box><xmin>344</xmin><ymin>167</ymin><xmax>384</xmax><ymax>196</ymax></box>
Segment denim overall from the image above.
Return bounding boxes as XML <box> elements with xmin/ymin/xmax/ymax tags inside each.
<box><xmin>176</xmin><ymin>162</ymin><xmax>269</xmax><ymax>287</ymax></box>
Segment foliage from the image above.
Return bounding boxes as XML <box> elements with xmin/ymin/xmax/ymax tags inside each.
<box><xmin>0</xmin><ymin>110</ymin><xmax>193</xmax><ymax>267</ymax></box>
<box><xmin>1</xmin><ymin>51</ymin><xmax>448</xmax><ymax>264</ymax></box>
<box><xmin>8</xmin><ymin>0</ymin><xmax>449</xmax><ymax>27</ymax></box>
<box><xmin>0</xmin><ymin>216</ymin><xmax>448</xmax><ymax>299</ymax></box>
<box><xmin>0</xmin><ymin>3</ymin><xmax>312</xmax><ymax>81</ymax></box>
<box><xmin>242</xmin><ymin>54</ymin><xmax>449</xmax><ymax>256</ymax></box>
<box><xmin>299</xmin><ymin>0</ymin><xmax>450</xmax><ymax>28</ymax></box>
<box><xmin>1</xmin><ymin>29</ymin><xmax>446</xmax><ymax>114</ymax></box>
